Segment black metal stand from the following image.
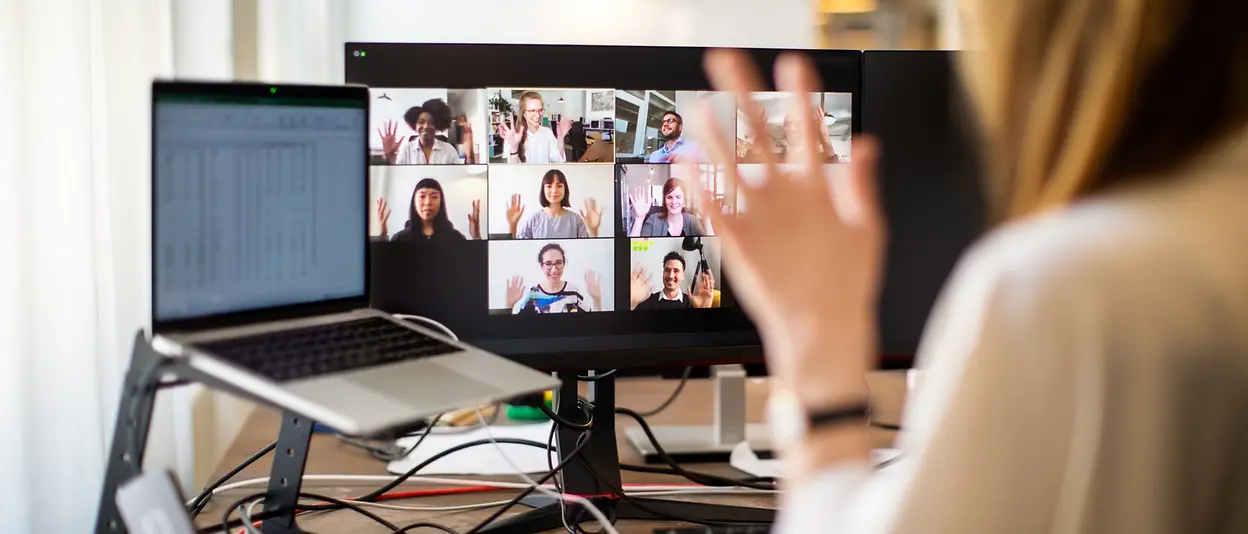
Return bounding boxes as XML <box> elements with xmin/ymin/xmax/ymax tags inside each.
<box><xmin>95</xmin><ymin>332</ymin><xmax>319</xmax><ymax>534</ymax></box>
<box><xmin>476</xmin><ymin>373</ymin><xmax>774</xmax><ymax>534</ymax></box>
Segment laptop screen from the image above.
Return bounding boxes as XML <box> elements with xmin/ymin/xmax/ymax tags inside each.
<box><xmin>152</xmin><ymin>89</ymin><xmax>368</xmax><ymax>323</ymax></box>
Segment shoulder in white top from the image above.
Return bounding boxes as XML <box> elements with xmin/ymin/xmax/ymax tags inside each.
<box><xmin>517</xmin><ymin>127</ymin><xmax>565</xmax><ymax>164</ymax></box>
<box><xmin>777</xmin><ymin>129</ymin><xmax>1248</xmax><ymax>534</ymax></box>
<box><xmin>396</xmin><ymin>138</ymin><xmax>462</xmax><ymax>165</ymax></box>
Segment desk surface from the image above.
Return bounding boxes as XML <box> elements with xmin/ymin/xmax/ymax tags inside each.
<box><xmin>196</xmin><ymin>374</ymin><xmax>904</xmax><ymax>533</ymax></box>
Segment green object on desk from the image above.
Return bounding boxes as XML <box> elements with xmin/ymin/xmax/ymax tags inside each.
<box><xmin>506</xmin><ymin>391</ymin><xmax>553</xmax><ymax>421</ymax></box>
<box><xmin>506</xmin><ymin>405</ymin><xmax>549</xmax><ymax>421</ymax></box>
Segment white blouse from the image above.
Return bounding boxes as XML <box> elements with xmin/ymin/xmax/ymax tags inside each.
<box><xmin>396</xmin><ymin>137</ymin><xmax>461</xmax><ymax>165</ymax></box>
<box><xmin>778</xmin><ymin>130</ymin><xmax>1248</xmax><ymax>534</ymax></box>
<box><xmin>509</xmin><ymin>126</ymin><xmax>565</xmax><ymax>163</ymax></box>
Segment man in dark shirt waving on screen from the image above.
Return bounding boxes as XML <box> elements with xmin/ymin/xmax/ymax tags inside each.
<box><xmin>630</xmin><ymin>251</ymin><xmax>714</xmax><ymax>310</ymax></box>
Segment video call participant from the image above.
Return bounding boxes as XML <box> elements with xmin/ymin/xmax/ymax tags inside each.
<box><xmin>628</xmin><ymin>178</ymin><xmax>713</xmax><ymax>237</ymax></box>
<box><xmin>499</xmin><ymin>91</ymin><xmax>572</xmax><ymax>163</ymax></box>
<box><xmin>742</xmin><ymin>105</ymin><xmax>839</xmax><ymax>163</ymax></box>
<box><xmin>629</xmin><ymin>251</ymin><xmax>714</xmax><ymax>310</ymax></box>
<box><xmin>506</xmin><ymin>243</ymin><xmax>603</xmax><ymax>313</ymax></box>
<box><xmin>647</xmin><ymin>111</ymin><xmax>704</xmax><ymax>163</ymax></box>
<box><xmin>506</xmin><ymin>169</ymin><xmax>604</xmax><ymax>239</ymax></box>
<box><xmin>375</xmin><ymin>178</ymin><xmax>481</xmax><ymax>241</ymax></box>
<box><xmin>379</xmin><ymin>98</ymin><xmax>474</xmax><ymax>165</ymax></box>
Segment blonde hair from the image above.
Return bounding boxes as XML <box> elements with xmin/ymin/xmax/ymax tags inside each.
<box><xmin>516</xmin><ymin>91</ymin><xmax>544</xmax><ymax>163</ymax></box>
<box><xmin>958</xmin><ymin>0</ymin><xmax>1248</xmax><ymax>221</ymax></box>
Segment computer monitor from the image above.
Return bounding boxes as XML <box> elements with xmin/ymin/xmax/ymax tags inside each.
<box><xmin>863</xmin><ymin>51</ymin><xmax>987</xmax><ymax>369</ymax></box>
<box><xmin>346</xmin><ymin>43</ymin><xmax>863</xmax><ymax>372</ymax></box>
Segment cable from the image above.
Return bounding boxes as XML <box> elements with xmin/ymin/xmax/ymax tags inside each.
<box><xmin>577</xmin><ymin>453</ymin><xmax>766</xmax><ymax>529</ymax></box>
<box><xmin>471</xmin><ymin>408</ymin><xmax>620</xmax><ymax>534</ymax></box>
<box><xmin>465</xmin><ymin>428</ymin><xmax>594</xmax><ymax>534</ymax></box>
<box><xmin>619</xmin><ymin>463</ymin><xmax>776</xmax><ymax>485</ymax></box>
<box><xmin>313</xmin><ymin>437</ymin><xmax>556</xmax><ymax>508</ymax></box>
<box><xmin>394</xmin><ymin>523</ymin><xmax>462</xmax><ymax>534</ymax></box>
<box><xmin>575</xmin><ymin>369</ymin><xmax>618</xmax><ymax>381</ymax></box>
<box><xmin>338</xmin><ymin>412</ymin><xmax>444</xmax><ymax>462</ymax></box>
<box><xmin>392</xmin><ymin>313</ymin><xmax>458</xmax><ymax>341</ymax></box>
<box><xmin>614</xmin><ymin>407</ymin><xmax>776</xmax><ymax>491</ymax></box>
<box><xmin>198</xmin><ymin>474</ymin><xmax>771</xmax><ymax>502</ymax></box>
<box><xmin>187</xmin><ymin>440</ymin><xmax>277</xmax><ymax>517</ymax></box>
<box><xmin>538</xmin><ymin>399</ymin><xmax>594</xmax><ymax>430</ymax></box>
<box><xmin>635</xmin><ymin>366</ymin><xmax>692</xmax><ymax>417</ymax></box>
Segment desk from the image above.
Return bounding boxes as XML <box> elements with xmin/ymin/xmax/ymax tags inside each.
<box><xmin>196</xmin><ymin>373</ymin><xmax>905</xmax><ymax>533</ymax></box>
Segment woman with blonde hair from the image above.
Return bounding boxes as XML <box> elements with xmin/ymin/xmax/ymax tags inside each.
<box><xmin>498</xmin><ymin>91</ymin><xmax>572</xmax><ymax>163</ymax></box>
<box><xmin>696</xmin><ymin>0</ymin><xmax>1248</xmax><ymax>532</ymax></box>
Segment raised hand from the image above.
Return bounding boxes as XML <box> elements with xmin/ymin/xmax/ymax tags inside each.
<box><xmin>468</xmin><ymin>199</ymin><xmax>482</xmax><ymax>239</ymax></box>
<box><xmin>697</xmin><ymin>49</ymin><xmax>884</xmax><ymax>402</ymax></box>
<box><xmin>691</xmin><ymin>270</ymin><xmax>715</xmax><ymax>308</ymax></box>
<box><xmin>580</xmin><ymin>198</ymin><xmax>603</xmax><ymax>237</ymax></box>
<box><xmin>584</xmin><ymin>270</ymin><xmax>603</xmax><ymax>310</ymax></box>
<box><xmin>379</xmin><ymin>120</ymin><xmax>402</xmax><ymax>163</ymax></box>
<box><xmin>505</xmin><ymin>275</ymin><xmax>526</xmax><ymax>309</ymax></box>
<box><xmin>460</xmin><ymin>120</ymin><xmax>476</xmax><ymax>163</ymax></box>
<box><xmin>499</xmin><ymin>114</ymin><xmax>524</xmax><ymax>149</ymax></box>
<box><xmin>630</xmin><ymin>185</ymin><xmax>651</xmax><ymax>221</ymax></box>
<box><xmin>375</xmin><ymin>197</ymin><xmax>392</xmax><ymax>236</ymax></box>
<box><xmin>629</xmin><ymin>265</ymin><xmax>652</xmax><ymax>309</ymax></box>
<box><xmin>556</xmin><ymin>118</ymin><xmax>574</xmax><ymax>141</ymax></box>
<box><xmin>506</xmin><ymin>194</ymin><xmax>525</xmax><ymax>233</ymax></box>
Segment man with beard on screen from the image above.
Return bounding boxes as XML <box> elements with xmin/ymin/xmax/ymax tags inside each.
<box><xmin>646</xmin><ymin>111</ymin><xmax>705</xmax><ymax>163</ymax></box>
<box><xmin>630</xmin><ymin>251</ymin><xmax>714</xmax><ymax>310</ymax></box>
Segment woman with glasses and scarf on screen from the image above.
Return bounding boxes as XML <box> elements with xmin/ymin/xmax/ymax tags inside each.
<box><xmin>504</xmin><ymin>243</ymin><xmax>602</xmax><ymax>314</ymax></box>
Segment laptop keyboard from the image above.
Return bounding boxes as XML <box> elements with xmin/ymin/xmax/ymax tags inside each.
<box><xmin>197</xmin><ymin>317</ymin><xmax>462</xmax><ymax>382</ymax></box>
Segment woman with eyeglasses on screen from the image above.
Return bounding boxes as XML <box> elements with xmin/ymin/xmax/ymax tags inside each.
<box><xmin>498</xmin><ymin>91</ymin><xmax>572</xmax><ymax>164</ymax></box>
<box><xmin>505</xmin><ymin>243</ymin><xmax>603</xmax><ymax>314</ymax></box>
<box><xmin>506</xmin><ymin>169</ymin><xmax>603</xmax><ymax>239</ymax></box>
<box><xmin>374</xmin><ymin>178</ymin><xmax>481</xmax><ymax>241</ymax></box>
<box><xmin>694</xmin><ymin>0</ymin><xmax>1248</xmax><ymax>532</ymax></box>
<box><xmin>628</xmin><ymin>177</ymin><xmax>713</xmax><ymax>237</ymax></box>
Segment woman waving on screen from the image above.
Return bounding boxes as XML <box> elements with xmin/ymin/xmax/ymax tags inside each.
<box><xmin>498</xmin><ymin>91</ymin><xmax>571</xmax><ymax>164</ymax></box>
<box><xmin>507</xmin><ymin>169</ymin><xmax>603</xmax><ymax>239</ymax></box>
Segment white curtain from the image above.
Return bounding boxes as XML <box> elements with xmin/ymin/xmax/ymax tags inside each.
<box><xmin>0</xmin><ymin>0</ymin><xmax>174</xmax><ymax>532</ymax></box>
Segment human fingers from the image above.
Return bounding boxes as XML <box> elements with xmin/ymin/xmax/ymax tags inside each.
<box><xmin>775</xmin><ymin>52</ymin><xmax>826</xmax><ymax>176</ymax></box>
<box><xmin>704</xmin><ymin>48</ymin><xmax>778</xmax><ymax>167</ymax></box>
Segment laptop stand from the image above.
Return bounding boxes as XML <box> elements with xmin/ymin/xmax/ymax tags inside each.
<box><xmin>95</xmin><ymin>332</ymin><xmax>320</xmax><ymax>534</ymax></box>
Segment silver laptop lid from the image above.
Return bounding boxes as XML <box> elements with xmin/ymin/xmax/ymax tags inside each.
<box><xmin>150</xmin><ymin>82</ymin><xmax>370</xmax><ymax>333</ymax></box>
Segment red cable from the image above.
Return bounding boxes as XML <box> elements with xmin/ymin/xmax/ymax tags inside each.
<box><xmin>234</xmin><ymin>483</ymin><xmax>716</xmax><ymax>532</ymax></box>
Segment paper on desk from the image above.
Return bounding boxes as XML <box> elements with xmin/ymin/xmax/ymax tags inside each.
<box><xmin>729</xmin><ymin>442</ymin><xmax>781</xmax><ymax>478</ymax></box>
<box><xmin>386</xmin><ymin>422</ymin><xmax>557</xmax><ymax>476</ymax></box>
<box><xmin>730</xmin><ymin>443</ymin><xmax>906</xmax><ymax>479</ymax></box>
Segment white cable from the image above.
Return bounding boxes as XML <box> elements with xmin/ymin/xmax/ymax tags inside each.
<box><xmin>193</xmin><ymin>474</ymin><xmax>775</xmax><ymax>505</ymax></box>
<box><xmin>240</xmin><ymin>497</ymin><xmax>264</xmax><ymax>534</ymax></box>
<box><xmin>392</xmin><ymin>313</ymin><xmax>458</xmax><ymax>341</ymax></box>
<box><xmin>474</xmin><ymin>408</ymin><xmax>622</xmax><ymax>534</ymax></box>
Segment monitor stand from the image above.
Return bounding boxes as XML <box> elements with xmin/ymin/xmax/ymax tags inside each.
<box><xmin>475</xmin><ymin>372</ymin><xmax>774</xmax><ymax>533</ymax></box>
<box><xmin>625</xmin><ymin>364</ymin><xmax>774</xmax><ymax>464</ymax></box>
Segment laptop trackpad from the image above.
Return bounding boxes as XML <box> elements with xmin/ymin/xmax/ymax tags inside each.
<box><xmin>345</xmin><ymin>361</ymin><xmax>505</xmax><ymax>409</ymax></box>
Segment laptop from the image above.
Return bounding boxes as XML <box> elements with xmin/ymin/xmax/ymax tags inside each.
<box><xmin>147</xmin><ymin>81</ymin><xmax>557</xmax><ymax>437</ymax></box>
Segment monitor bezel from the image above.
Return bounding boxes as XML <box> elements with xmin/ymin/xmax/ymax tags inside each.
<box><xmin>345</xmin><ymin>43</ymin><xmax>862</xmax><ymax>370</ymax></box>
<box><xmin>149</xmin><ymin>80</ymin><xmax>372</xmax><ymax>334</ymax></box>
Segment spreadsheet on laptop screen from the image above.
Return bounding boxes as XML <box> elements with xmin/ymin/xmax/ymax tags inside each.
<box><xmin>152</xmin><ymin>95</ymin><xmax>367</xmax><ymax>322</ymax></box>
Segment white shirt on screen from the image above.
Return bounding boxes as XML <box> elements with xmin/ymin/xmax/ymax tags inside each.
<box><xmin>777</xmin><ymin>130</ymin><xmax>1248</xmax><ymax>534</ymax></box>
<box><xmin>659</xmin><ymin>290</ymin><xmax>683</xmax><ymax>302</ymax></box>
<box><xmin>509</xmin><ymin>126</ymin><xmax>565</xmax><ymax>163</ymax></box>
<box><xmin>396</xmin><ymin>137</ymin><xmax>461</xmax><ymax>165</ymax></box>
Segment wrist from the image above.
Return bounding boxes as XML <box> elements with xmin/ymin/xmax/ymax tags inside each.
<box><xmin>766</xmin><ymin>313</ymin><xmax>874</xmax><ymax>406</ymax></box>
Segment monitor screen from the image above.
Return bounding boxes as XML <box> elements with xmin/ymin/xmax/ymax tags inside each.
<box><xmin>347</xmin><ymin>44</ymin><xmax>862</xmax><ymax>368</ymax></box>
<box><xmin>152</xmin><ymin>88</ymin><xmax>369</xmax><ymax>324</ymax></box>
